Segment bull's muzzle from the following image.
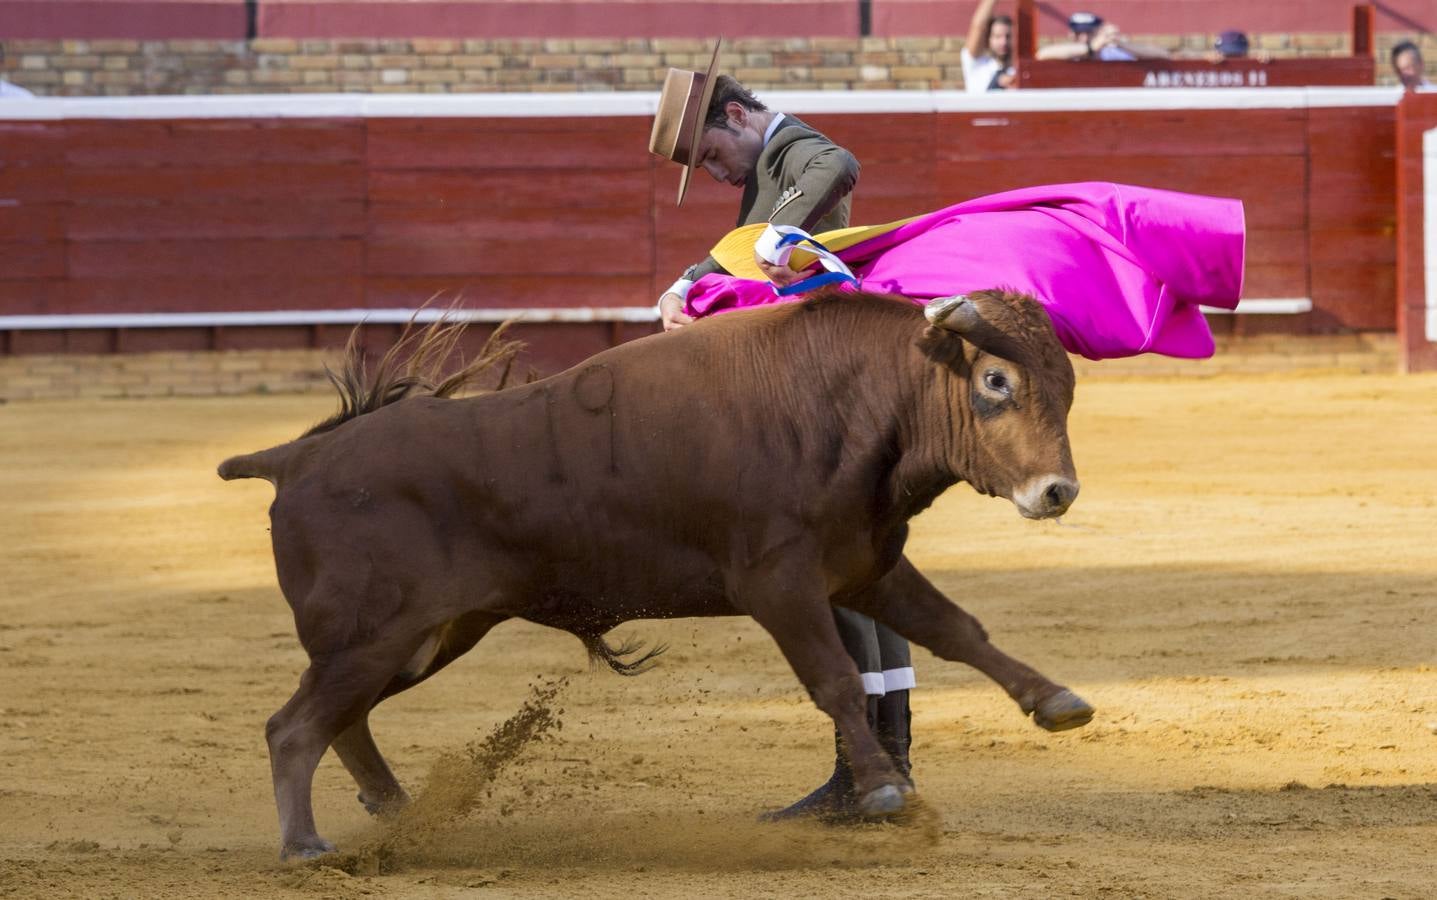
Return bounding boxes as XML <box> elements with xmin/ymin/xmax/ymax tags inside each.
<box><xmin>1013</xmin><ymin>476</ymin><xmax>1080</xmax><ymax>520</ymax></box>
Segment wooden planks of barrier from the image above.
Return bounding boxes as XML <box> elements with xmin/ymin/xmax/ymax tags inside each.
<box><xmin>366</xmin><ymin>115</ymin><xmax>656</xmax><ymax>309</ymax></box>
<box><xmin>0</xmin><ymin>91</ymin><xmax>1404</xmax><ymax>362</ymax></box>
<box><xmin>1395</xmin><ymin>92</ymin><xmax>1437</xmax><ymax>373</ymax></box>
<box><xmin>5</xmin><ymin>0</ymin><xmax>1430</xmax><ymax>43</ymax></box>
<box><xmin>2</xmin><ymin>0</ymin><xmax>247</xmax><ymax>40</ymax></box>
<box><xmin>253</xmin><ymin>0</ymin><xmax>858</xmax><ymax>39</ymax></box>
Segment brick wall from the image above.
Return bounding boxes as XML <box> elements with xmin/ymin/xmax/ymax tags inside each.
<box><xmin>0</xmin><ymin>333</ymin><xmax>1399</xmax><ymax>403</ymax></box>
<box><xmin>0</xmin><ymin>348</ymin><xmax>336</xmax><ymax>401</ymax></box>
<box><xmin>3</xmin><ymin>34</ymin><xmax>1433</xmax><ymax>96</ymax></box>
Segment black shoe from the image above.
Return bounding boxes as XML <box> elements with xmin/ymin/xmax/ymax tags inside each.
<box><xmin>760</xmin><ymin>696</ymin><xmax>878</xmax><ymax>825</ymax></box>
<box><xmin>757</xmin><ymin>750</ymin><xmax>859</xmax><ymax>824</ymax></box>
<box><xmin>876</xmin><ymin>689</ymin><xmax>913</xmax><ymax>787</ymax></box>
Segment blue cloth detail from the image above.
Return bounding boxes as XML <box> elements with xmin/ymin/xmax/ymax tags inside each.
<box><xmin>776</xmin><ymin>232</ymin><xmax>835</xmax><ymax>254</ymax></box>
<box><xmin>774</xmin><ymin>270</ymin><xmax>857</xmax><ymax>296</ymax></box>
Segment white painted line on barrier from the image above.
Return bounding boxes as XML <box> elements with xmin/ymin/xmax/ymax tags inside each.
<box><xmin>0</xmin><ymin>87</ymin><xmax>1402</xmax><ymax>122</ymax></box>
<box><xmin>930</xmin><ymin>87</ymin><xmax>1400</xmax><ymax>113</ymax></box>
<box><xmin>1200</xmin><ymin>298</ymin><xmax>1312</xmax><ymax>315</ymax></box>
<box><xmin>0</xmin><ymin>308</ymin><xmax>662</xmax><ymax>330</ymax></box>
<box><xmin>0</xmin><ymin>299</ymin><xmax>1310</xmax><ymax>331</ymax></box>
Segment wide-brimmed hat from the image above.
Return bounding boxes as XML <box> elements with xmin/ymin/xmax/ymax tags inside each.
<box><xmin>648</xmin><ymin>38</ymin><xmax>722</xmax><ymax>206</ymax></box>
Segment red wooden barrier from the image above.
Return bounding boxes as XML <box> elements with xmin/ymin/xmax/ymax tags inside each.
<box><xmin>255</xmin><ymin>1</ymin><xmax>857</xmax><ymax>39</ymax></box>
<box><xmin>1396</xmin><ymin>92</ymin><xmax>1437</xmax><ymax>373</ymax></box>
<box><xmin>3</xmin><ymin>0</ymin><xmax>1433</xmax><ymax>41</ymax></box>
<box><xmin>0</xmin><ymin>92</ymin><xmax>1402</xmax><ymax>358</ymax></box>
<box><xmin>1</xmin><ymin>0</ymin><xmax>247</xmax><ymax>40</ymax></box>
<box><xmin>877</xmin><ymin>0</ymin><xmax>1433</xmax><ymax>38</ymax></box>
<box><xmin>254</xmin><ymin>0</ymin><xmax>1437</xmax><ymax>41</ymax></box>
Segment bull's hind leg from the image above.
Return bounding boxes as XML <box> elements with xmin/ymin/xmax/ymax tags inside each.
<box><xmin>848</xmin><ymin>557</ymin><xmax>1094</xmax><ymax>732</ymax></box>
<box><xmin>332</xmin><ymin>611</ymin><xmax>506</xmax><ymax>818</ymax></box>
<box><xmin>266</xmin><ymin>631</ymin><xmax>426</xmax><ymax>860</ymax></box>
<box><xmin>331</xmin><ymin>719</ymin><xmax>408</xmax><ymax>817</ymax></box>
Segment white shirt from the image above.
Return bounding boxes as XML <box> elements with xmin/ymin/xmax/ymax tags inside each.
<box><xmin>1097</xmin><ymin>45</ymin><xmax>1137</xmax><ymax>61</ymax></box>
<box><xmin>762</xmin><ymin>112</ymin><xmax>786</xmax><ymax>145</ymax></box>
<box><xmin>0</xmin><ymin>80</ymin><xmax>35</xmax><ymax>100</ymax></box>
<box><xmin>960</xmin><ymin>47</ymin><xmax>1006</xmax><ymax>94</ymax></box>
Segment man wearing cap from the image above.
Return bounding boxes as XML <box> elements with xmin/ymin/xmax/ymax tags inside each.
<box><xmin>648</xmin><ymin>43</ymin><xmax>917</xmax><ymax>824</ymax></box>
<box><xmin>1037</xmin><ymin>11</ymin><xmax>1168</xmax><ymax>61</ymax></box>
<box><xmin>1392</xmin><ymin>41</ymin><xmax>1434</xmax><ymax>92</ymax></box>
<box><xmin>1197</xmin><ymin>30</ymin><xmax>1273</xmax><ymax>65</ymax></box>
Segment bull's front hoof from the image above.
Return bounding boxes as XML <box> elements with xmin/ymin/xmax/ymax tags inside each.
<box><xmin>1032</xmin><ymin>689</ymin><xmax>1095</xmax><ymax>732</ymax></box>
<box><xmin>280</xmin><ymin>837</ymin><xmax>337</xmax><ymax>861</ymax></box>
<box><xmin>857</xmin><ymin>784</ymin><xmax>909</xmax><ymax>819</ymax></box>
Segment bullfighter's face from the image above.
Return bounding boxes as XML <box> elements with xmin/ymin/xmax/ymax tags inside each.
<box><xmin>696</xmin><ymin>105</ymin><xmax>765</xmax><ymax>187</ymax></box>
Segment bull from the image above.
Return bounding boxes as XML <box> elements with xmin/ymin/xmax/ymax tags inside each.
<box><xmin>219</xmin><ymin>288</ymin><xmax>1094</xmax><ymax>859</ymax></box>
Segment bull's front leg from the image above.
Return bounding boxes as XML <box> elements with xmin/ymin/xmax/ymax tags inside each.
<box><xmin>845</xmin><ymin>557</ymin><xmax>1094</xmax><ymax>732</ymax></box>
<box><xmin>733</xmin><ymin>556</ymin><xmax>913</xmax><ymax>819</ymax></box>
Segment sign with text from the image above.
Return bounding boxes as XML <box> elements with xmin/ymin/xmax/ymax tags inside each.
<box><xmin>1019</xmin><ymin>59</ymin><xmax>1375</xmax><ymax>89</ymax></box>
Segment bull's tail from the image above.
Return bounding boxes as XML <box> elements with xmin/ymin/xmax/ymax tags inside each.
<box><xmin>300</xmin><ymin>310</ymin><xmax>523</xmax><ymax>441</ymax></box>
<box><xmin>217</xmin><ymin>445</ymin><xmax>293</xmax><ymax>484</ymax></box>
<box><xmin>580</xmin><ymin>632</ymin><xmax>667</xmax><ymax>677</ymax></box>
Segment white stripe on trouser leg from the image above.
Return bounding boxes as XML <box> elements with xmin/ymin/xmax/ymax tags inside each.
<box><xmin>860</xmin><ymin>672</ymin><xmax>887</xmax><ymax>696</ymax></box>
<box><xmin>882</xmin><ymin>667</ymin><xmax>916</xmax><ymax>693</ymax></box>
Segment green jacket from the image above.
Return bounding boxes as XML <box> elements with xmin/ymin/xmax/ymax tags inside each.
<box><xmin>681</xmin><ymin>114</ymin><xmax>860</xmax><ymax>283</ymax></box>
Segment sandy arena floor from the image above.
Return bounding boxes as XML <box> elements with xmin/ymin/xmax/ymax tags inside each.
<box><xmin>2</xmin><ymin>370</ymin><xmax>1436</xmax><ymax>899</ymax></box>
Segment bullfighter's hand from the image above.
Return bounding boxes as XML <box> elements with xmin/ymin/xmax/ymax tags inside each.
<box><xmin>659</xmin><ymin>292</ymin><xmax>694</xmax><ymax>331</ymax></box>
<box><xmin>755</xmin><ymin>255</ymin><xmax>806</xmax><ymax>288</ymax></box>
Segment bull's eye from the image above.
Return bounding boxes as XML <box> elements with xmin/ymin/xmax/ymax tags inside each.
<box><xmin>983</xmin><ymin>371</ymin><xmax>1010</xmax><ymax>394</ymax></box>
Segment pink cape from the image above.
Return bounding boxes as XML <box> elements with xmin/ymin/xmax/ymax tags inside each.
<box><xmin>684</xmin><ymin>182</ymin><xmax>1246</xmax><ymax>360</ymax></box>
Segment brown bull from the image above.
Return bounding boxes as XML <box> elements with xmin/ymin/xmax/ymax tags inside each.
<box><xmin>219</xmin><ymin>289</ymin><xmax>1094</xmax><ymax>859</ymax></box>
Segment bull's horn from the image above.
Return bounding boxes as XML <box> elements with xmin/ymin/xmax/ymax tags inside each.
<box><xmin>925</xmin><ymin>295</ymin><xmax>980</xmax><ymax>333</ymax></box>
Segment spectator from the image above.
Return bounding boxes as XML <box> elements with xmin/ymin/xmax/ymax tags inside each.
<box><xmin>0</xmin><ymin>44</ymin><xmax>36</xmax><ymax>99</ymax></box>
<box><xmin>1178</xmin><ymin>29</ymin><xmax>1273</xmax><ymax>65</ymax></box>
<box><xmin>962</xmin><ymin>0</ymin><xmax>1014</xmax><ymax>93</ymax></box>
<box><xmin>1391</xmin><ymin>41</ymin><xmax>1434</xmax><ymax>92</ymax></box>
<box><xmin>1215</xmin><ymin>30</ymin><xmax>1250</xmax><ymax>59</ymax></box>
<box><xmin>1036</xmin><ymin>11</ymin><xmax>1169</xmax><ymax>61</ymax></box>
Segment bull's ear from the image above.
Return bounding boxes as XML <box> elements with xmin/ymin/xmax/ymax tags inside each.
<box><xmin>925</xmin><ymin>295</ymin><xmax>981</xmax><ymax>334</ymax></box>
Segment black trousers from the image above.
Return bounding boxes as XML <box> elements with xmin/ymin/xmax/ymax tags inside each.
<box><xmin>832</xmin><ymin>606</ymin><xmax>912</xmax><ymax>696</ymax></box>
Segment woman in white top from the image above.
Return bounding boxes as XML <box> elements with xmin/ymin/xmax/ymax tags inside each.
<box><xmin>961</xmin><ymin>0</ymin><xmax>1014</xmax><ymax>93</ymax></box>
<box><xmin>0</xmin><ymin>45</ymin><xmax>35</xmax><ymax>99</ymax></box>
